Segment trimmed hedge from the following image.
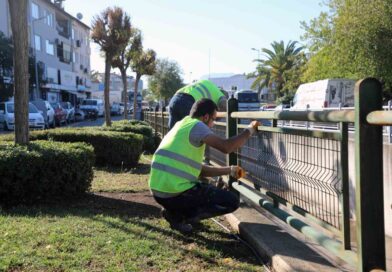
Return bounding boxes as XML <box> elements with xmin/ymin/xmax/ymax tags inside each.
<box><xmin>101</xmin><ymin>120</ymin><xmax>158</xmax><ymax>153</ymax></box>
<box><xmin>0</xmin><ymin>130</ymin><xmax>49</xmax><ymax>142</ymax></box>
<box><xmin>0</xmin><ymin>128</ymin><xmax>144</xmax><ymax>167</ymax></box>
<box><xmin>0</xmin><ymin>140</ymin><xmax>95</xmax><ymax>206</ymax></box>
<box><xmin>46</xmin><ymin>128</ymin><xmax>143</xmax><ymax>167</ymax></box>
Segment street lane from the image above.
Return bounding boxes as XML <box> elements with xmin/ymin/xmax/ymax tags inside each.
<box><xmin>0</xmin><ymin>115</ymin><xmax>127</xmax><ymax>135</ymax></box>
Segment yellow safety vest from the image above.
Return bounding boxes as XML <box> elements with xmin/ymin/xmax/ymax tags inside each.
<box><xmin>176</xmin><ymin>79</ymin><xmax>224</xmax><ymax>105</ymax></box>
<box><xmin>149</xmin><ymin>116</ymin><xmax>205</xmax><ymax>196</ymax></box>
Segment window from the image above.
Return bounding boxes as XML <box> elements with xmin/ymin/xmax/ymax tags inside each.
<box><xmin>46</xmin><ymin>13</ymin><xmax>54</xmax><ymax>27</ymax></box>
<box><xmin>71</xmin><ymin>28</ymin><xmax>75</xmax><ymax>40</ymax></box>
<box><xmin>34</xmin><ymin>35</ymin><xmax>41</xmax><ymax>51</ymax></box>
<box><xmin>63</xmin><ymin>43</ymin><xmax>71</xmax><ymax>63</ymax></box>
<box><xmin>72</xmin><ymin>52</ymin><xmax>76</xmax><ymax>63</ymax></box>
<box><xmin>46</xmin><ymin>40</ymin><xmax>54</xmax><ymax>55</ymax></box>
<box><xmin>31</xmin><ymin>2</ymin><xmax>39</xmax><ymax>19</ymax></box>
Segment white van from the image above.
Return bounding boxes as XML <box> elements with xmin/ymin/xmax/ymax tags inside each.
<box><xmin>291</xmin><ymin>79</ymin><xmax>356</xmax><ymax>110</ymax></box>
<box><xmin>80</xmin><ymin>99</ymin><xmax>104</xmax><ymax>117</ymax></box>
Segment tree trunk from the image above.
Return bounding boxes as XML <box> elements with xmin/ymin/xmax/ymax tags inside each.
<box><xmin>104</xmin><ymin>57</ymin><xmax>112</xmax><ymax>126</ymax></box>
<box><xmin>9</xmin><ymin>0</ymin><xmax>29</xmax><ymax>144</ymax></box>
<box><xmin>133</xmin><ymin>74</ymin><xmax>141</xmax><ymax>120</ymax></box>
<box><xmin>120</xmin><ymin>69</ymin><xmax>128</xmax><ymax>120</ymax></box>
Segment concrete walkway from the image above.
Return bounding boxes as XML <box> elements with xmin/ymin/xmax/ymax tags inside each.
<box><xmin>225</xmin><ymin>200</ymin><xmax>391</xmax><ymax>272</ymax></box>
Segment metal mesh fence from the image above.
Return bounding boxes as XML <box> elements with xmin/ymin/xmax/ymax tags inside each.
<box><xmin>143</xmin><ymin>111</ymin><xmax>343</xmax><ymax>229</ymax></box>
<box><xmin>237</xmin><ymin>127</ymin><xmax>342</xmax><ymax>229</ymax></box>
<box><xmin>208</xmin><ymin>123</ymin><xmax>227</xmax><ymax>166</ymax></box>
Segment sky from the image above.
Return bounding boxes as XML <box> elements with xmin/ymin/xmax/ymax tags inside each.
<box><xmin>63</xmin><ymin>0</ymin><xmax>327</xmax><ymax>83</ymax></box>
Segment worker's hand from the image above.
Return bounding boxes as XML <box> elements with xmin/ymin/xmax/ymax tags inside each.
<box><xmin>246</xmin><ymin>121</ymin><xmax>260</xmax><ymax>136</ymax></box>
<box><xmin>230</xmin><ymin>165</ymin><xmax>246</xmax><ymax>179</ymax></box>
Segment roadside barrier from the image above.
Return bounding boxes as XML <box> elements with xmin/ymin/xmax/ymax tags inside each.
<box><xmin>143</xmin><ymin>78</ymin><xmax>390</xmax><ymax>271</ymax></box>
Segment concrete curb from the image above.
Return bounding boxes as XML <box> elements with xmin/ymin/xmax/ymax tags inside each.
<box><xmin>224</xmin><ymin>204</ymin><xmax>347</xmax><ymax>272</ymax></box>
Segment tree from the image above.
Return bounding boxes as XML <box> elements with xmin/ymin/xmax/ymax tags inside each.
<box><xmin>141</xmin><ymin>88</ymin><xmax>157</xmax><ymax>106</ymax></box>
<box><xmin>148</xmin><ymin>59</ymin><xmax>184</xmax><ymax>103</ymax></box>
<box><xmin>0</xmin><ymin>31</ymin><xmax>45</xmax><ymax>102</ymax></box>
<box><xmin>91</xmin><ymin>7</ymin><xmax>132</xmax><ymax>126</ymax></box>
<box><xmin>251</xmin><ymin>40</ymin><xmax>304</xmax><ymax>100</ymax></box>
<box><xmin>112</xmin><ymin>28</ymin><xmax>141</xmax><ymax>119</ymax></box>
<box><xmin>301</xmin><ymin>0</ymin><xmax>392</xmax><ymax>102</ymax></box>
<box><xmin>0</xmin><ymin>31</ymin><xmax>13</xmax><ymax>76</ymax></box>
<box><xmin>0</xmin><ymin>31</ymin><xmax>14</xmax><ymax>101</ymax></box>
<box><xmin>130</xmin><ymin>47</ymin><xmax>156</xmax><ymax>119</ymax></box>
<box><xmin>8</xmin><ymin>0</ymin><xmax>29</xmax><ymax>144</ymax></box>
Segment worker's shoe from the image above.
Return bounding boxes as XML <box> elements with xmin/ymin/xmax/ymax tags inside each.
<box><xmin>161</xmin><ymin>209</ymin><xmax>193</xmax><ymax>233</ymax></box>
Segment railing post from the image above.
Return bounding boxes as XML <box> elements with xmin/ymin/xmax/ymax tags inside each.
<box><xmin>161</xmin><ymin>110</ymin><xmax>164</xmax><ymax>136</ymax></box>
<box><xmin>154</xmin><ymin>110</ymin><xmax>158</xmax><ymax>137</ymax></box>
<box><xmin>388</xmin><ymin>100</ymin><xmax>392</xmax><ymax>144</ymax></box>
<box><xmin>354</xmin><ymin>78</ymin><xmax>385</xmax><ymax>271</ymax></box>
<box><xmin>226</xmin><ymin>95</ymin><xmax>238</xmax><ymax>187</ymax></box>
<box><xmin>306</xmin><ymin>104</ymin><xmax>310</xmax><ymax>130</ymax></box>
<box><xmin>340</xmin><ymin>122</ymin><xmax>351</xmax><ymax>250</ymax></box>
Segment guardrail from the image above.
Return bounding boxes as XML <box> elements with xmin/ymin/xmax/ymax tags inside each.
<box><xmin>143</xmin><ymin>78</ymin><xmax>388</xmax><ymax>271</ymax></box>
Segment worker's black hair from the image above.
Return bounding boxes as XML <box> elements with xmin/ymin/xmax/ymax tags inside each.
<box><xmin>190</xmin><ymin>98</ymin><xmax>218</xmax><ymax>118</ymax></box>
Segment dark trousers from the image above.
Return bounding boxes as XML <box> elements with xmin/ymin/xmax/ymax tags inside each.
<box><xmin>168</xmin><ymin>93</ymin><xmax>195</xmax><ymax>129</ymax></box>
<box><xmin>154</xmin><ymin>183</ymin><xmax>240</xmax><ymax>222</ymax></box>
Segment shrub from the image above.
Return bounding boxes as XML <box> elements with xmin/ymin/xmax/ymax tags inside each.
<box><xmin>0</xmin><ymin>128</ymin><xmax>144</xmax><ymax>167</ymax></box>
<box><xmin>102</xmin><ymin>120</ymin><xmax>157</xmax><ymax>153</ymax></box>
<box><xmin>0</xmin><ymin>140</ymin><xmax>94</xmax><ymax>206</ymax></box>
<box><xmin>0</xmin><ymin>130</ymin><xmax>48</xmax><ymax>142</ymax></box>
<box><xmin>46</xmin><ymin>128</ymin><xmax>143</xmax><ymax>167</ymax></box>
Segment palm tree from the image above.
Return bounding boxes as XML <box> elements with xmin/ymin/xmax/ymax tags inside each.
<box><xmin>130</xmin><ymin>33</ymin><xmax>156</xmax><ymax>119</ymax></box>
<box><xmin>8</xmin><ymin>0</ymin><xmax>29</xmax><ymax>144</ymax></box>
<box><xmin>91</xmin><ymin>7</ymin><xmax>132</xmax><ymax>126</ymax></box>
<box><xmin>252</xmin><ymin>40</ymin><xmax>303</xmax><ymax>98</ymax></box>
<box><xmin>112</xmin><ymin>28</ymin><xmax>141</xmax><ymax>119</ymax></box>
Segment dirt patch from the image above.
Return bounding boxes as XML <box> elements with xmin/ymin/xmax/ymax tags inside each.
<box><xmin>94</xmin><ymin>191</ymin><xmax>160</xmax><ymax>210</ymax></box>
<box><xmin>69</xmin><ymin>191</ymin><xmax>163</xmax><ymax>219</ymax></box>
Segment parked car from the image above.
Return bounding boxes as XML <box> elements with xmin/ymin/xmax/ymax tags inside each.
<box><xmin>50</xmin><ymin>102</ymin><xmax>67</xmax><ymax>126</ymax></box>
<box><xmin>0</xmin><ymin>101</ymin><xmax>45</xmax><ymax>130</ymax></box>
<box><xmin>274</xmin><ymin>104</ymin><xmax>290</xmax><ymax>111</ymax></box>
<box><xmin>61</xmin><ymin>102</ymin><xmax>75</xmax><ymax>123</ymax></box>
<box><xmin>119</xmin><ymin>102</ymin><xmax>131</xmax><ymax>114</ymax></box>
<box><xmin>80</xmin><ymin>99</ymin><xmax>104</xmax><ymax>117</ymax></box>
<box><xmin>74</xmin><ymin>108</ymin><xmax>85</xmax><ymax>121</ymax></box>
<box><xmin>110</xmin><ymin>103</ymin><xmax>122</xmax><ymax>116</ymax></box>
<box><xmin>31</xmin><ymin>99</ymin><xmax>55</xmax><ymax>128</ymax></box>
<box><xmin>260</xmin><ymin>104</ymin><xmax>276</xmax><ymax>111</ymax></box>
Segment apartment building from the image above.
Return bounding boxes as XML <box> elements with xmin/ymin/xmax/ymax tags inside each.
<box><xmin>90</xmin><ymin>73</ymin><xmax>143</xmax><ymax>104</ymax></box>
<box><xmin>0</xmin><ymin>0</ymin><xmax>91</xmax><ymax>105</ymax></box>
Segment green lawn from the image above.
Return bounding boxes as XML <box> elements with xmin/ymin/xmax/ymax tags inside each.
<box><xmin>0</xmin><ymin>156</ymin><xmax>263</xmax><ymax>272</ymax></box>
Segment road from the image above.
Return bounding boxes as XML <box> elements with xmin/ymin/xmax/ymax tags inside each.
<box><xmin>0</xmin><ymin>115</ymin><xmax>126</xmax><ymax>135</ymax></box>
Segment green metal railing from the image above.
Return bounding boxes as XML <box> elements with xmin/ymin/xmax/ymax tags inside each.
<box><xmin>143</xmin><ymin>78</ymin><xmax>388</xmax><ymax>271</ymax></box>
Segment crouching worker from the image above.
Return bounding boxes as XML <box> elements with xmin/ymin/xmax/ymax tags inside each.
<box><xmin>148</xmin><ymin>98</ymin><xmax>260</xmax><ymax>233</ymax></box>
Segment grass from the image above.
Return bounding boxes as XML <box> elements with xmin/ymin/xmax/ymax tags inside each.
<box><xmin>0</xmin><ymin>154</ymin><xmax>263</xmax><ymax>272</ymax></box>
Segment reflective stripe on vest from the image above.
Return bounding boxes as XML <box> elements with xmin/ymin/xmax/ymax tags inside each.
<box><xmin>197</xmin><ymin>82</ymin><xmax>212</xmax><ymax>99</ymax></box>
<box><xmin>151</xmin><ymin>162</ymin><xmax>198</xmax><ymax>181</ymax></box>
<box><xmin>155</xmin><ymin>149</ymin><xmax>201</xmax><ymax>170</ymax></box>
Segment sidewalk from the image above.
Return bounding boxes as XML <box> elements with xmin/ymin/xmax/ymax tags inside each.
<box><xmin>225</xmin><ymin>200</ymin><xmax>392</xmax><ymax>272</ymax></box>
